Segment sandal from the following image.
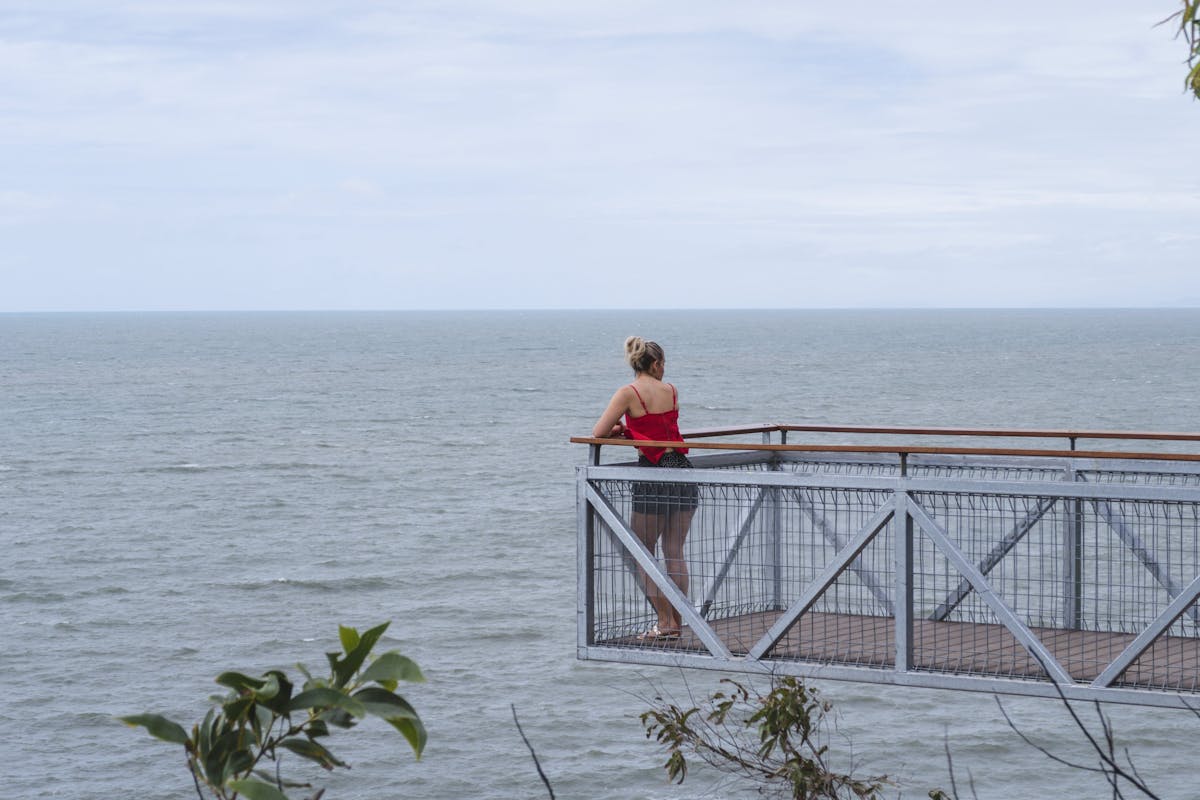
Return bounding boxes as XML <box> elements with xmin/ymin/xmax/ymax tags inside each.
<box><xmin>638</xmin><ymin>625</ymin><xmax>681</xmax><ymax>641</ymax></box>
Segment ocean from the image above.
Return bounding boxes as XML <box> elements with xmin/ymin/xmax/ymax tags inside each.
<box><xmin>3</xmin><ymin>308</ymin><xmax>1199</xmax><ymax>799</ymax></box>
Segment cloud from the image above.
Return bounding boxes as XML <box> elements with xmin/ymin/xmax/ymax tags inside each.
<box><xmin>1</xmin><ymin>1</ymin><xmax>1196</xmax><ymax>310</ymax></box>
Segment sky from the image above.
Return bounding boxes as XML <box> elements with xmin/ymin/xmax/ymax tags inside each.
<box><xmin>2</xmin><ymin>1</ymin><xmax>1197</xmax><ymax>311</ymax></box>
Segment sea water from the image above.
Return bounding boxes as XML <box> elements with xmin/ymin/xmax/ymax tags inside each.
<box><xmin>3</xmin><ymin>309</ymin><xmax>1199</xmax><ymax>799</ymax></box>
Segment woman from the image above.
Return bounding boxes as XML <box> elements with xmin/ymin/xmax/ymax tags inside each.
<box><xmin>592</xmin><ymin>336</ymin><xmax>699</xmax><ymax>640</ymax></box>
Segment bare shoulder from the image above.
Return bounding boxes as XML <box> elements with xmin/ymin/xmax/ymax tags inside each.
<box><xmin>608</xmin><ymin>383</ymin><xmax>637</xmax><ymax>409</ymax></box>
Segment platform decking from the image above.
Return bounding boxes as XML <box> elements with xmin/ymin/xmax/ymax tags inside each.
<box><xmin>573</xmin><ymin>425</ymin><xmax>1200</xmax><ymax>708</ymax></box>
<box><xmin>599</xmin><ymin>611</ymin><xmax>1200</xmax><ymax>692</ymax></box>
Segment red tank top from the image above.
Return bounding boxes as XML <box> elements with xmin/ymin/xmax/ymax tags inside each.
<box><xmin>623</xmin><ymin>383</ymin><xmax>688</xmax><ymax>464</ymax></box>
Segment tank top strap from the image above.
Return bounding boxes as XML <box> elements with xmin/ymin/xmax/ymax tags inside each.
<box><xmin>669</xmin><ymin>383</ymin><xmax>677</xmax><ymax>409</ymax></box>
<box><xmin>628</xmin><ymin>383</ymin><xmax>650</xmax><ymax>413</ymax></box>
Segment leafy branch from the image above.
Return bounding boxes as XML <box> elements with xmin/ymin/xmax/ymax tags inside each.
<box><xmin>640</xmin><ymin>675</ymin><xmax>894</xmax><ymax>800</ymax></box>
<box><xmin>1161</xmin><ymin>0</ymin><xmax>1200</xmax><ymax>98</ymax></box>
<box><xmin>121</xmin><ymin>621</ymin><xmax>426</xmax><ymax>800</ymax></box>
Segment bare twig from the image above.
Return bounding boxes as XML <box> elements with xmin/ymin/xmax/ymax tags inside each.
<box><xmin>187</xmin><ymin>755</ymin><xmax>206</xmax><ymax>800</ymax></box>
<box><xmin>994</xmin><ymin>697</ymin><xmax>1102</xmax><ymax>775</ymax></box>
<box><xmin>942</xmin><ymin>733</ymin><xmax>960</xmax><ymax>800</ymax></box>
<box><xmin>511</xmin><ymin>704</ymin><xmax>555</xmax><ymax>800</ymax></box>
<box><xmin>997</xmin><ymin>649</ymin><xmax>1163</xmax><ymax>799</ymax></box>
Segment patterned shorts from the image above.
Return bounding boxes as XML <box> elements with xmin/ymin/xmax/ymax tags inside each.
<box><xmin>631</xmin><ymin>451</ymin><xmax>700</xmax><ymax>515</ymax></box>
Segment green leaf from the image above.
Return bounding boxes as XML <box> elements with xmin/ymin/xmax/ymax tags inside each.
<box><xmin>386</xmin><ymin>716</ymin><xmax>428</xmax><ymax>760</ymax></box>
<box><xmin>222</xmin><ymin>695</ymin><xmax>255</xmax><ymax>723</ymax></box>
<box><xmin>257</xmin><ymin>670</ymin><xmax>294</xmax><ymax>714</ymax></box>
<box><xmin>360</xmin><ymin>652</ymin><xmax>425</xmax><ymax>686</ymax></box>
<box><xmin>324</xmin><ymin>708</ymin><xmax>357</xmax><ymax>730</ymax></box>
<box><xmin>332</xmin><ymin>622</ymin><xmax>390</xmax><ymax>687</ymax></box>
<box><xmin>353</xmin><ymin>687</ymin><xmax>420</xmax><ymax>721</ymax></box>
<box><xmin>278</xmin><ymin>738</ymin><xmax>348</xmax><ymax>770</ymax></box>
<box><xmin>216</xmin><ymin>671</ymin><xmax>269</xmax><ymax>693</ymax></box>
<box><xmin>203</xmin><ymin>729</ymin><xmax>237</xmax><ymax>786</ymax></box>
<box><xmin>226</xmin><ymin>748</ymin><xmax>255</xmax><ymax>780</ymax></box>
<box><xmin>227</xmin><ymin>778</ymin><xmax>290</xmax><ymax>800</ymax></box>
<box><xmin>252</xmin><ymin>704</ymin><xmax>275</xmax><ymax>746</ymax></box>
<box><xmin>288</xmin><ymin>688</ymin><xmax>366</xmax><ymax>718</ymax></box>
<box><xmin>257</xmin><ymin>672</ymin><xmax>281</xmax><ymax>700</ymax></box>
<box><xmin>353</xmin><ymin>688</ymin><xmax>425</xmax><ymax>759</ymax></box>
<box><xmin>338</xmin><ymin>625</ymin><xmax>361</xmax><ymax>654</ymax></box>
<box><xmin>251</xmin><ymin>769</ymin><xmax>313</xmax><ymax>789</ymax></box>
<box><xmin>120</xmin><ymin>714</ymin><xmax>189</xmax><ymax>745</ymax></box>
<box><xmin>198</xmin><ymin>707</ymin><xmax>216</xmax><ymax>758</ymax></box>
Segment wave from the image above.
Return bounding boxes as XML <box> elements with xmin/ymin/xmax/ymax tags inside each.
<box><xmin>77</xmin><ymin>585</ymin><xmax>132</xmax><ymax>599</ymax></box>
<box><xmin>4</xmin><ymin>591</ymin><xmax>68</xmax><ymax>603</ymax></box>
<box><xmin>138</xmin><ymin>461</ymin><xmax>331</xmax><ymax>474</ymax></box>
<box><xmin>222</xmin><ymin>575</ymin><xmax>394</xmax><ymax>593</ymax></box>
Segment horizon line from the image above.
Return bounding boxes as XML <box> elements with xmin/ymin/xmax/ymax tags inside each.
<box><xmin>3</xmin><ymin>305</ymin><xmax>1200</xmax><ymax>315</ymax></box>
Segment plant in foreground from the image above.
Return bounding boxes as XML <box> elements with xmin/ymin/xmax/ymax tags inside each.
<box><xmin>641</xmin><ymin>675</ymin><xmax>902</xmax><ymax>800</ymax></box>
<box><xmin>1161</xmin><ymin>0</ymin><xmax>1200</xmax><ymax>98</ymax></box>
<box><xmin>122</xmin><ymin>621</ymin><xmax>425</xmax><ymax>800</ymax></box>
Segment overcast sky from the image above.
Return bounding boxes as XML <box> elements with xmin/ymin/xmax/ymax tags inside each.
<box><xmin>2</xmin><ymin>2</ymin><xmax>1197</xmax><ymax>311</ymax></box>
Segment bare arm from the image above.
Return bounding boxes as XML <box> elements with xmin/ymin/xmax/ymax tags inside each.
<box><xmin>592</xmin><ymin>387</ymin><xmax>631</xmax><ymax>438</ymax></box>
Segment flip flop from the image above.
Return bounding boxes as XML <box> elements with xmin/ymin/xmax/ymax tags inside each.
<box><xmin>638</xmin><ymin>625</ymin><xmax>681</xmax><ymax>641</ymax></box>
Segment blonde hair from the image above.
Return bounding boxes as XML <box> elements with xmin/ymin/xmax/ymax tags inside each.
<box><xmin>624</xmin><ymin>336</ymin><xmax>665</xmax><ymax>375</ymax></box>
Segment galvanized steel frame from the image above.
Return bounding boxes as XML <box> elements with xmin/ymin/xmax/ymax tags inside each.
<box><xmin>577</xmin><ymin>447</ymin><xmax>1200</xmax><ymax>709</ymax></box>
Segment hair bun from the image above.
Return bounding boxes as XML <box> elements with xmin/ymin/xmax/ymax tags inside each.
<box><xmin>624</xmin><ymin>336</ymin><xmax>663</xmax><ymax>374</ymax></box>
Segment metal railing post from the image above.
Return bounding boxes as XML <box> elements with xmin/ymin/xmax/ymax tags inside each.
<box><xmin>1063</xmin><ymin>460</ymin><xmax>1083</xmax><ymax>629</ymax></box>
<box><xmin>576</xmin><ymin>467</ymin><xmax>595</xmax><ymax>650</ymax></box>
<box><xmin>762</xmin><ymin>427</ymin><xmax>784</xmax><ymax>610</ymax></box>
<box><xmin>771</xmin><ymin>482</ymin><xmax>784</xmax><ymax>613</ymax></box>
<box><xmin>768</xmin><ymin>429</ymin><xmax>787</xmax><ymax>609</ymax></box>
<box><xmin>894</xmin><ymin>481</ymin><xmax>913</xmax><ymax>674</ymax></box>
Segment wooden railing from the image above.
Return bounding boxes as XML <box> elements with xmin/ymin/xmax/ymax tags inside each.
<box><xmin>570</xmin><ymin>424</ymin><xmax>1200</xmax><ymax>465</ymax></box>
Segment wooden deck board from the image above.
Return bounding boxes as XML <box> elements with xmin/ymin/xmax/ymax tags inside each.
<box><xmin>600</xmin><ymin>611</ymin><xmax>1200</xmax><ymax>692</ymax></box>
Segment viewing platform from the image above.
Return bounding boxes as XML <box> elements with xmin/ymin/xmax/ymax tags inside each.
<box><xmin>570</xmin><ymin>425</ymin><xmax>1200</xmax><ymax>709</ymax></box>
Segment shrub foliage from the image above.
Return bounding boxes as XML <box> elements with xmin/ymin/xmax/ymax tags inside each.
<box><xmin>122</xmin><ymin>621</ymin><xmax>425</xmax><ymax>800</ymax></box>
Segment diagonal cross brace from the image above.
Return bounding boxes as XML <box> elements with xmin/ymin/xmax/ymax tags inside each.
<box><xmin>1091</xmin><ymin>571</ymin><xmax>1200</xmax><ymax>687</ymax></box>
<box><xmin>1088</xmin><ymin>496</ymin><xmax>1200</xmax><ymax>627</ymax></box>
<box><xmin>930</xmin><ymin>497</ymin><xmax>1057</xmax><ymax>622</ymax></box>
<box><xmin>585</xmin><ymin>483</ymin><xmax>732</xmax><ymax>659</ymax></box>
<box><xmin>697</xmin><ymin>487</ymin><xmax>767</xmax><ymax>618</ymax></box>
<box><xmin>746</xmin><ymin>500</ymin><xmax>895</xmax><ymax>661</ymax></box>
<box><xmin>791</xmin><ymin>488</ymin><xmax>894</xmax><ymax>615</ymax></box>
<box><xmin>908</xmin><ymin>501</ymin><xmax>1076</xmax><ymax>686</ymax></box>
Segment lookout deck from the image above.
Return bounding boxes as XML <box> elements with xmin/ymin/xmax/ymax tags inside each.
<box><xmin>572</xmin><ymin>425</ymin><xmax>1200</xmax><ymax>708</ymax></box>
<box><xmin>601</xmin><ymin>611</ymin><xmax>1200</xmax><ymax>691</ymax></box>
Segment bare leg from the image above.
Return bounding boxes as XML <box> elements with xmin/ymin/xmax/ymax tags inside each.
<box><xmin>659</xmin><ymin>508</ymin><xmax>696</xmax><ymax>633</ymax></box>
<box><xmin>631</xmin><ymin>510</ymin><xmax>673</xmax><ymax>632</ymax></box>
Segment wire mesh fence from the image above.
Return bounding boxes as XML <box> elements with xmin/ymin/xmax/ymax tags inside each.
<box><xmin>581</xmin><ymin>451</ymin><xmax>1200</xmax><ymax>700</ymax></box>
